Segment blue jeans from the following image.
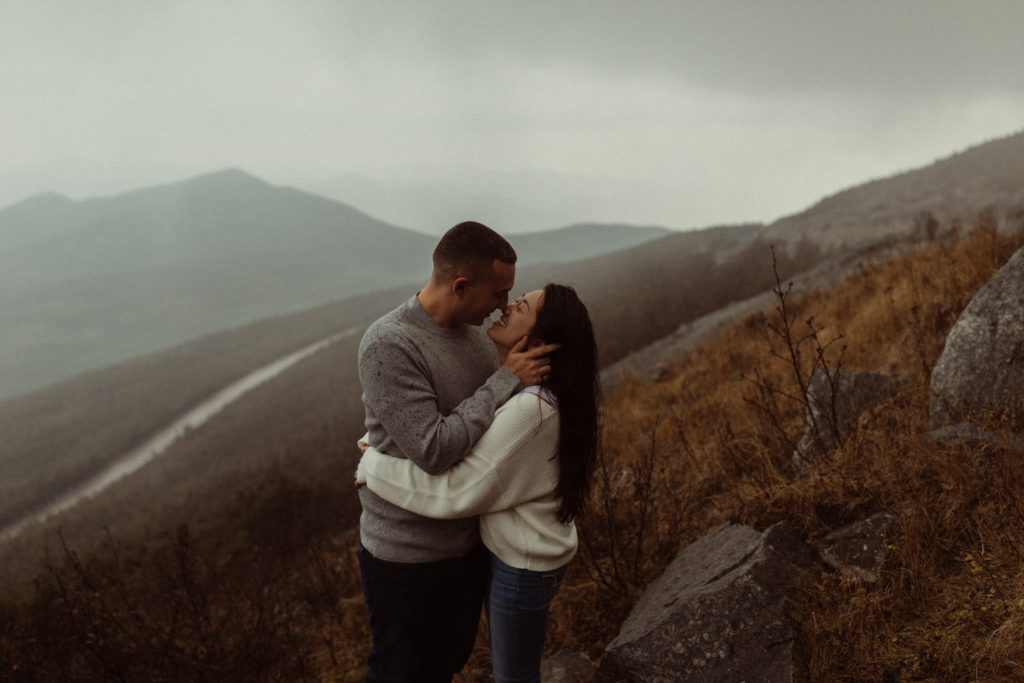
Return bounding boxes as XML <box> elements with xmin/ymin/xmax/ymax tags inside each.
<box><xmin>357</xmin><ymin>543</ymin><xmax>489</xmax><ymax>682</ymax></box>
<box><xmin>486</xmin><ymin>554</ymin><xmax>568</xmax><ymax>683</ymax></box>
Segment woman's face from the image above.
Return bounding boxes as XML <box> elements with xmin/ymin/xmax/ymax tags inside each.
<box><xmin>487</xmin><ymin>289</ymin><xmax>544</xmax><ymax>348</ymax></box>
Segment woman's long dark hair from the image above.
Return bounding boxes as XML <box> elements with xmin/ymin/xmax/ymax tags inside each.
<box><xmin>529</xmin><ymin>283</ymin><xmax>600</xmax><ymax>523</ymax></box>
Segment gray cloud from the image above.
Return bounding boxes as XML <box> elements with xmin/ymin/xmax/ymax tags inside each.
<box><xmin>306</xmin><ymin>1</ymin><xmax>1024</xmax><ymax>99</ymax></box>
<box><xmin>2</xmin><ymin>1</ymin><xmax>1022</xmax><ymax>228</ymax></box>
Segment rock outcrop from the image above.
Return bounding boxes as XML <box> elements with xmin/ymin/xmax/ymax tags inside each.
<box><xmin>793</xmin><ymin>368</ymin><xmax>905</xmax><ymax>468</ymax></box>
<box><xmin>817</xmin><ymin>512</ymin><xmax>895</xmax><ymax>584</ymax></box>
<box><xmin>593</xmin><ymin>522</ymin><xmax>815</xmax><ymax>682</ymax></box>
<box><xmin>588</xmin><ymin>242</ymin><xmax>1024</xmax><ymax>681</ymax></box>
<box><xmin>929</xmin><ymin>244</ymin><xmax>1024</xmax><ymax>445</ymax></box>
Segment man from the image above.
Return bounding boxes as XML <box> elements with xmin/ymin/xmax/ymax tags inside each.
<box><xmin>356</xmin><ymin>221</ymin><xmax>556</xmax><ymax>681</ymax></box>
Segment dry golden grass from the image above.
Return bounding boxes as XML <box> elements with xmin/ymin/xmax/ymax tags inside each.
<box><xmin>543</xmin><ymin>221</ymin><xmax>1024</xmax><ymax>681</ymax></box>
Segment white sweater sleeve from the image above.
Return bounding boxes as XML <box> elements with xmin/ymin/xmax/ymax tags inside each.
<box><xmin>359</xmin><ymin>394</ymin><xmax>556</xmax><ymax>519</ymax></box>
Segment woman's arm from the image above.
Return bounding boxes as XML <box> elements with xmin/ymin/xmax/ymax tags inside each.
<box><xmin>358</xmin><ymin>395</ymin><xmax>557</xmax><ymax>519</ymax></box>
<box><xmin>359</xmin><ymin>326</ymin><xmax>520</xmax><ymax>475</ymax></box>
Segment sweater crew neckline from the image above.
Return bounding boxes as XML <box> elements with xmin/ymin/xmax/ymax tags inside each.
<box><xmin>403</xmin><ymin>294</ymin><xmax>466</xmax><ymax>338</ymax></box>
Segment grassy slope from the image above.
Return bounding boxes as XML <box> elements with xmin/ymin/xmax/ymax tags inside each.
<box><xmin>0</xmin><ymin>286</ymin><xmax>405</xmax><ymax>531</ymax></box>
<box><xmin>559</xmin><ymin>221</ymin><xmax>1024</xmax><ymax>681</ymax></box>
<box><xmin>5</xmin><ymin>223</ymin><xmax>1022</xmax><ymax>680</ymax></box>
<box><xmin>769</xmin><ymin>129</ymin><xmax>1024</xmax><ymax>248</ymax></box>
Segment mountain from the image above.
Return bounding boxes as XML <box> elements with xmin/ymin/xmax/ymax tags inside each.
<box><xmin>5</xmin><ymin>127</ymin><xmax>1022</xmax><ymax>400</ymax></box>
<box><xmin>508</xmin><ymin>223</ymin><xmax>672</xmax><ymax>265</ymax></box>
<box><xmin>0</xmin><ymin>170</ymin><xmax>431</xmax><ymax>398</ymax></box>
<box><xmin>0</xmin><ymin>172</ymin><xmax>670</xmax><ymax>399</ymax></box>
<box><xmin>301</xmin><ymin>172</ymin><xmax>581</xmax><ymax>234</ymax></box>
<box><xmin>0</xmin><ymin>169</ymin><xmax>436</xmax><ymax>295</ymax></box>
<box><xmin>0</xmin><ymin>192</ymin><xmax>98</xmax><ymax>253</ymax></box>
<box><xmin>769</xmin><ymin>129</ymin><xmax>1024</xmax><ymax>247</ymax></box>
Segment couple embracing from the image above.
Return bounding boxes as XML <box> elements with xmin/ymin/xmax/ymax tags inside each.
<box><xmin>354</xmin><ymin>221</ymin><xmax>600</xmax><ymax>682</ymax></box>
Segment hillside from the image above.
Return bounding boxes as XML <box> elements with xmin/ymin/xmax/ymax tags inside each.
<box><xmin>3</xmin><ymin>130</ymin><xmax>1024</xmax><ymax>677</ymax></box>
<box><xmin>2</xmin><ymin>218</ymin><xmax>1020</xmax><ymax>680</ymax></box>
<box><xmin>0</xmin><ymin>172</ymin><xmax>667</xmax><ymax>399</ymax></box>
<box><xmin>0</xmin><ymin>285</ymin><xmax>406</xmax><ymax>536</ymax></box>
<box><xmin>8</xmin><ymin>123</ymin><xmax>1024</xmax><ymax>583</ymax></box>
<box><xmin>564</xmin><ymin>222</ymin><xmax>1024</xmax><ymax>681</ymax></box>
<box><xmin>0</xmin><ymin>192</ymin><xmax>88</xmax><ymax>253</ymax></box>
<box><xmin>768</xmin><ymin>128</ymin><xmax>1024</xmax><ymax>247</ymax></box>
<box><xmin>0</xmin><ymin>220</ymin><xmax>786</xmax><ymax>567</ymax></box>
<box><xmin>507</xmin><ymin>222</ymin><xmax>672</xmax><ymax>265</ymax></box>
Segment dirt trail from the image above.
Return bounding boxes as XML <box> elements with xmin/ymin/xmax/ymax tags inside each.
<box><xmin>0</xmin><ymin>327</ymin><xmax>361</xmax><ymax>545</ymax></box>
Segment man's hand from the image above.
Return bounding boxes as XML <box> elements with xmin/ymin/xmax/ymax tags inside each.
<box><xmin>503</xmin><ymin>337</ymin><xmax>559</xmax><ymax>386</ymax></box>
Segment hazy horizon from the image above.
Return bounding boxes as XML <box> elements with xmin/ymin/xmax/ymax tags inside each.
<box><xmin>3</xmin><ymin>1</ymin><xmax>1023</xmax><ymax>232</ymax></box>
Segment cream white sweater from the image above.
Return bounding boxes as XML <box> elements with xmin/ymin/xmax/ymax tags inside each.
<box><xmin>356</xmin><ymin>391</ymin><xmax>577</xmax><ymax>571</ymax></box>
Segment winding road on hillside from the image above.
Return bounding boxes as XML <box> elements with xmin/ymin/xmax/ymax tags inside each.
<box><xmin>0</xmin><ymin>327</ymin><xmax>362</xmax><ymax>545</ymax></box>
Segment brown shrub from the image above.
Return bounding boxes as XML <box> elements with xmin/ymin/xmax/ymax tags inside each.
<box><xmin>555</xmin><ymin>220</ymin><xmax>1024</xmax><ymax>679</ymax></box>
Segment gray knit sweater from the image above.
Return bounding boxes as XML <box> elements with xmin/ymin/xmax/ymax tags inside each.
<box><xmin>357</xmin><ymin>295</ymin><xmax>521</xmax><ymax>562</ymax></box>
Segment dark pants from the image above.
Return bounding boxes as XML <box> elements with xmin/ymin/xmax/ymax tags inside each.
<box><xmin>358</xmin><ymin>542</ymin><xmax>489</xmax><ymax>682</ymax></box>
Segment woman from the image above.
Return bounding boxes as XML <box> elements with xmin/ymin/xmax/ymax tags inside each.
<box><xmin>356</xmin><ymin>283</ymin><xmax>599</xmax><ymax>682</ymax></box>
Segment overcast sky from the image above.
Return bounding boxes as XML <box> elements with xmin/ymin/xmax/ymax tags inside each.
<box><xmin>3</xmin><ymin>1</ymin><xmax>1023</xmax><ymax>232</ymax></box>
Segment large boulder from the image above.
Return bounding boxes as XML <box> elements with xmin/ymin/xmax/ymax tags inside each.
<box><xmin>792</xmin><ymin>368</ymin><xmax>905</xmax><ymax>468</ymax></box>
<box><xmin>593</xmin><ymin>522</ymin><xmax>815</xmax><ymax>682</ymax></box>
<box><xmin>930</xmin><ymin>245</ymin><xmax>1024</xmax><ymax>432</ymax></box>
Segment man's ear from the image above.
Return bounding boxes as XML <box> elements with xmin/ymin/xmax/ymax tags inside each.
<box><xmin>451</xmin><ymin>277</ymin><xmax>470</xmax><ymax>297</ymax></box>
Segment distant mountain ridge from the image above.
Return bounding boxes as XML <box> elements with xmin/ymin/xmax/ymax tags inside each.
<box><xmin>0</xmin><ymin>172</ymin><xmax>670</xmax><ymax>398</ymax></box>
<box><xmin>0</xmin><ymin>169</ymin><xmax>435</xmax><ymax>294</ymax></box>
<box><xmin>4</xmin><ymin>126</ymin><xmax>1023</xmax><ymax>400</ymax></box>
<box><xmin>301</xmin><ymin>172</ymin><xmax>582</xmax><ymax>234</ymax></box>
<box><xmin>769</xmin><ymin>129</ymin><xmax>1024</xmax><ymax>246</ymax></box>
<box><xmin>509</xmin><ymin>223</ymin><xmax>672</xmax><ymax>265</ymax></box>
<box><xmin>0</xmin><ymin>192</ymin><xmax>89</xmax><ymax>254</ymax></box>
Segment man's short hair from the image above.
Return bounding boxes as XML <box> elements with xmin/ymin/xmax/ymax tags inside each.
<box><xmin>432</xmin><ymin>221</ymin><xmax>517</xmax><ymax>283</ymax></box>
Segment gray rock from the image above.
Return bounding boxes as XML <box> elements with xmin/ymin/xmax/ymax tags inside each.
<box><xmin>593</xmin><ymin>522</ymin><xmax>815</xmax><ymax>682</ymax></box>
<box><xmin>929</xmin><ymin>244</ymin><xmax>1024</xmax><ymax>430</ymax></box>
<box><xmin>817</xmin><ymin>512</ymin><xmax>895</xmax><ymax>584</ymax></box>
<box><xmin>792</xmin><ymin>368</ymin><xmax>905</xmax><ymax>468</ymax></box>
<box><xmin>541</xmin><ymin>650</ymin><xmax>595</xmax><ymax>682</ymax></box>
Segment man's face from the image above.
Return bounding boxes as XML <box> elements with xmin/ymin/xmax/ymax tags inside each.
<box><xmin>456</xmin><ymin>259</ymin><xmax>515</xmax><ymax>326</ymax></box>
